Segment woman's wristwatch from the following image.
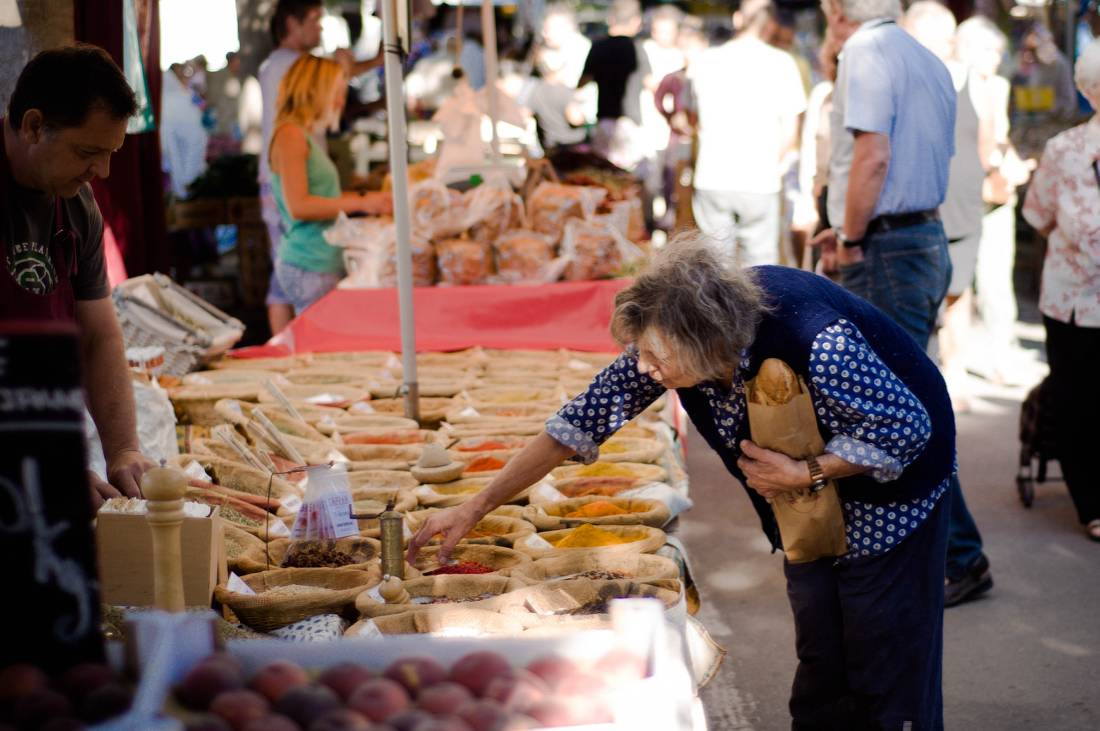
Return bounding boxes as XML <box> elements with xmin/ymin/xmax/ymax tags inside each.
<box><xmin>806</xmin><ymin>455</ymin><xmax>828</xmax><ymax>493</ymax></box>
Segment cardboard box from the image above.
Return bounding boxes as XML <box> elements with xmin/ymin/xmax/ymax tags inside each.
<box><xmin>96</xmin><ymin>510</ymin><xmax>226</xmax><ymax>607</ymax></box>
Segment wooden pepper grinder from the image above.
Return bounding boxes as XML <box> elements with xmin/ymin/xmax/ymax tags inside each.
<box><xmin>141</xmin><ymin>462</ymin><xmax>188</xmax><ymax>612</ymax></box>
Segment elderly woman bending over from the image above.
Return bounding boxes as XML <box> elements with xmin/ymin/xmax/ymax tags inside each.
<box><xmin>409</xmin><ymin>236</ymin><xmax>957</xmax><ymax>729</ymax></box>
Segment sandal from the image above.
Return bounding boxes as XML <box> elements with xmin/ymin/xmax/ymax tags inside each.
<box><xmin>1087</xmin><ymin>520</ymin><xmax>1100</xmax><ymax>543</ymax></box>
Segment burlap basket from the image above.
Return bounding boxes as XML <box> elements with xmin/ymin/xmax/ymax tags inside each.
<box><xmin>551</xmin><ymin>462</ymin><xmax>667</xmax><ymax>484</ymax></box>
<box><xmin>174</xmin><ymin>454</ymin><xmax>300</xmax><ymax>502</ymax></box>
<box><xmin>316</xmin><ymin>415</ymin><xmax>420</xmax><ymax>435</ymax></box>
<box><xmin>461</xmin><ymin>387</ymin><xmax>565</xmax><ymax>405</ymax></box>
<box><xmin>355</xmin><ymin>574</ymin><xmax>525</xmax><ymax>618</ymax></box>
<box><xmin>225</xmin><ymin>524</ymin><xmax>268</xmax><ymax>575</ymax></box>
<box><xmin>210</xmin><ymin>355</ymin><xmax>307</xmax><ymax>372</ymax></box>
<box><xmin>416</xmin><ymin>348</ymin><xmax>488</xmax><ymax>369</ymax></box>
<box><xmin>349</xmin><ymin>491</ymin><xmax>419</xmax><ymax>536</ymax></box>
<box><xmin>508</xmin><ymin>552</ymin><xmax>681</xmax><ymax>587</ymax></box>
<box><xmin>257</xmin><ymin>383</ymin><xmax>368</xmax><ymax>409</ymax></box>
<box><xmin>346</xmin><ymin>459</ymin><xmax>413</xmax><ymax>472</ymax></box>
<box><xmin>596</xmin><ymin>437</ymin><xmax>665</xmax><ymax>465</ymax></box>
<box><xmin>440</xmin><ymin>421</ymin><xmax>547</xmax><ymax>439</ymax></box>
<box><xmin>485</xmin><ymin>580</ymin><xmax>679</xmax><ymax>628</ymax></box>
<box><xmin>449</xmin><ymin>435</ymin><xmax>533</xmax><ymax>453</ymax></box>
<box><xmin>409</xmin><ymin>544</ymin><xmax>530</xmax><ymax>576</ymax></box>
<box><xmin>512</xmin><ymin>525</ymin><xmax>667</xmax><ymax>560</ymax></box>
<box><xmin>532</xmin><ymin>476</ymin><xmax>645</xmax><ymax>502</ymax></box>
<box><xmin>337</xmin><ymin>427</ymin><xmax>439</xmax><ymax>447</ymax></box>
<box><xmin>368</xmin><ymin>397</ymin><xmax>455</xmax><ymax>425</ymax></box>
<box><xmin>337</xmin><ymin>443</ymin><xmax>423</xmax><ymax>463</ymax></box>
<box><xmin>214</xmin><ymin>398</ymin><xmax>335</xmax><ymax>432</ymax></box>
<box><xmin>347</xmin><ymin>606</ymin><xmax>525</xmax><ymax>637</ymax></box>
<box><xmin>191</xmin><ymin>438</ymin><xmax>249</xmax><ymax>464</ymax></box>
<box><xmin>310</xmin><ymin>351</ymin><xmax>396</xmax><ymax>367</ymax></box>
<box><xmin>525</xmin><ymin>496</ymin><xmax>670</xmax><ymax>530</ymax></box>
<box><xmin>283</xmin><ymin>367</ymin><xmax>365</xmax><ymax>386</ymax></box>
<box><xmin>258</xmin><ymin>536</ymin><xmax>382</xmax><ymax>572</ymax></box>
<box><xmin>474</xmin><ymin>375</ymin><xmax>564</xmax><ymax>390</ymax></box>
<box><xmin>215</xmin><ymin>567</ymin><xmax>379</xmax><ymax>632</ymax></box>
<box><xmin>414</xmin><ymin>478</ymin><xmax>533</xmax><ymax>509</ymax></box>
<box><xmin>364</xmin><ymin>378</ymin><xmax>472</xmax><ymax>399</ymax></box>
<box><xmin>170</xmin><ymin>384</ymin><xmax>261</xmax><ymax>426</ymax></box>
<box><xmin>182</xmin><ymin>369</ymin><xmax>276</xmax><ymax>386</ymax></box>
<box><xmin>444</xmin><ymin>402</ymin><xmax>558</xmax><ymax>423</ymax></box>
<box><xmin>404</xmin><ymin>510</ymin><xmax>534</xmax><ymax>548</ymax></box>
<box><xmin>346</xmin><ymin>470</ymin><xmax>419</xmax><ymax>491</ymax></box>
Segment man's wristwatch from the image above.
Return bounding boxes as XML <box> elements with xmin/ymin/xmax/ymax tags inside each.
<box><xmin>806</xmin><ymin>455</ymin><xmax>828</xmax><ymax>493</ymax></box>
<box><xmin>835</xmin><ymin>228</ymin><xmax>863</xmax><ymax>249</ymax></box>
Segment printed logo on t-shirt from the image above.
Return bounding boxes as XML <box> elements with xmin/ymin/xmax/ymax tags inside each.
<box><xmin>6</xmin><ymin>240</ymin><xmax>57</xmax><ymax>295</ymax></box>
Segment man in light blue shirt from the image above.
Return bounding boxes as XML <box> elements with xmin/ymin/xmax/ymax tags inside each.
<box><xmin>814</xmin><ymin>0</ymin><xmax>956</xmax><ymax>349</ymax></box>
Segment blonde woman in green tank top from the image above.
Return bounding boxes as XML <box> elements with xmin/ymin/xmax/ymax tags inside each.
<box><xmin>269</xmin><ymin>54</ymin><xmax>391</xmax><ymax>313</ymax></box>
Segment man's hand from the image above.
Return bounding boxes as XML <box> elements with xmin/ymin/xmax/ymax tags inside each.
<box><xmin>406</xmin><ymin>502</ymin><xmax>483</xmax><ymax>566</ymax></box>
<box><xmin>88</xmin><ymin>471</ymin><xmax>121</xmax><ymax>511</ymax></box>
<box><xmin>737</xmin><ymin>440</ymin><xmax>811</xmax><ymax>500</ymax></box>
<box><xmin>836</xmin><ymin>241</ymin><xmax>864</xmax><ymax>267</ymax></box>
<box><xmin>810</xmin><ymin>227</ymin><xmax>838</xmax><ymax>273</ymax></box>
<box><xmin>106</xmin><ymin>449</ymin><xmax>155</xmax><ymax>498</ymax></box>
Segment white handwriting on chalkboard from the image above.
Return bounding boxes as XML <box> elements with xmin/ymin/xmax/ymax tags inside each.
<box><xmin>0</xmin><ymin>388</ymin><xmax>84</xmax><ymax>413</ymax></box>
<box><xmin>0</xmin><ymin>459</ymin><xmax>94</xmax><ymax>642</ymax></box>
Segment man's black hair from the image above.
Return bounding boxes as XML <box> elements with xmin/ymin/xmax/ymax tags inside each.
<box><xmin>7</xmin><ymin>44</ymin><xmax>137</xmax><ymax>132</ymax></box>
<box><xmin>270</xmin><ymin>0</ymin><xmax>323</xmax><ymax>45</ymax></box>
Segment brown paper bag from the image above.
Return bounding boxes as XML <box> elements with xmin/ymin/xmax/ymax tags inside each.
<box><xmin>745</xmin><ymin>375</ymin><xmax>847</xmax><ymax>563</ymax></box>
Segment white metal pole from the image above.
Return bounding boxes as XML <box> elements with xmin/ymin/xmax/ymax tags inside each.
<box><xmin>382</xmin><ymin>0</ymin><xmax>420</xmax><ymax>421</ymax></box>
<box><xmin>480</xmin><ymin>0</ymin><xmax>502</xmax><ymax>165</ymax></box>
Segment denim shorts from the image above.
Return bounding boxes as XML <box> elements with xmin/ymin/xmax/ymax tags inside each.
<box><xmin>274</xmin><ymin>259</ymin><xmax>342</xmax><ymax>314</ymax></box>
<box><xmin>840</xmin><ymin>221</ymin><xmax>951</xmax><ymax>349</ymax></box>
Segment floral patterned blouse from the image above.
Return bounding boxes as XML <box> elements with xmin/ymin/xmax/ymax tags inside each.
<box><xmin>1022</xmin><ymin>117</ymin><xmax>1100</xmax><ymax>327</ymax></box>
<box><xmin>546</xmin><ymin>320</ymin><xmax>951</xmax><ymax>559</ymax></box>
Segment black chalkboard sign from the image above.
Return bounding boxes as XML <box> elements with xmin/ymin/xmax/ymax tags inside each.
<box><xmin>0</xmin><ymin>322</ymin><xmax>104</xmax><ymax>669</ymax></box>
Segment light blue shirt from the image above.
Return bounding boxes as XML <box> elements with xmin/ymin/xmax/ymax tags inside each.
<box><xmin>827</xmin><ymin>19</ymin><xmax>956</xmax><ymax>227</ymax></box>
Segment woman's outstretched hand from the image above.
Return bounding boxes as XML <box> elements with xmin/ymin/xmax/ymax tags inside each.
<box><xmin>405</xmin><ymin>501</ymin><xmax>482</xmax><ymax>566</ymax></box>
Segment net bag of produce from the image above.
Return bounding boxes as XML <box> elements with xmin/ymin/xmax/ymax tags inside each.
<box><xmin>493</xmin><ymin>230</ymin><xmax>555</xmax><ymax>283</ymax></box>
<box><xmin>285</xmin><ymin>462</ymin><xmax>361</xmax><ymax>566</ymax></box>
<box><xmin>526</xmin><ymin>182</ymin><xmax>607</xmax><ymax>244</ymax></box>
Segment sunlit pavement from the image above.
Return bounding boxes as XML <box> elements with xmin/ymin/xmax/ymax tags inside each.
<box><xmin>680</xmin><ymin>324</ymin><xmax>1100</xmax><ymax>730</ymax></box>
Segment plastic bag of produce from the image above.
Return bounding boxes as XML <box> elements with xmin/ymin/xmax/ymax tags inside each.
<box><xmin>493</xmin><ymin>230</ymin><xmax>555</xmax><ymax>282</ymax></box>
<box><xmin>285</xmin><ymin>463</ymin><xmax>360</xmax><ymax>565</ymax></box>
<box><xmin>337</xmin><ymin>217</ymin><xmax>437</xmax><ymax>288</ymax></box>
<box><xmin>464</xmin><ymin>182</ymin><xmax>526</xmax><ymax>244</ymax></box>
<box><xmin>436</xmin><ymin>238</ymin><xmax>491</xmax><ymax>286</ymax></box>
<box><xmin>560</xmin><ymin>217</ymin><xmax>644</xmax><ymax>281</ymax></box>
<box><xmin>526</xmin><ymin>183</ymin><xmax>607</xmax><ymax>244</ymax></box>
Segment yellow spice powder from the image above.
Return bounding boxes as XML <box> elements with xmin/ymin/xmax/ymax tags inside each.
<box><xmin>564</xmin><ymin>501</ymin><xmax>629</xmax><ymax>518</ymax></box>
<box><xmin>571</xmin><ymin>463</ymin><xmax>637</xmax><ymax>478</ymax></box>
<box><xmin>553</xmin><ymin>524</ymin><xmax>641</xmax><ymax>548</ymax></box>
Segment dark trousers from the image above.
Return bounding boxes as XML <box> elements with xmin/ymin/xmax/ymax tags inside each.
<box><xmin>840</xmin><ymin>221</ymin><xmax>985</xmax><ymax>575</ymax></box>
<box><xmin>1044</xmin><ymin>315</ymin><xmax>1100</xmax><ymax>524</ymax></box>
<box><xmin>785</xmin><ymin>497</ymin><xmax>949</xmax><ymax>731</ymax></box>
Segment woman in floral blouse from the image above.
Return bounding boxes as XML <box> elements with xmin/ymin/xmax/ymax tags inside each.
<box><xmin>1022</xmin><ymin>39</ymin><xmax>1100</xmax><ymax>543</ymax></box>
<box><xmin>408</xmin><ymin>236</ymin><xmax>958</xmax><ymax>728</ymax></box>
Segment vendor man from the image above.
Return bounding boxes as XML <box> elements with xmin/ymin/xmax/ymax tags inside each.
<box><xmin>1</xmin><ymin>45</ymin><xmax>154</xmax><ymax>509</ymax></box>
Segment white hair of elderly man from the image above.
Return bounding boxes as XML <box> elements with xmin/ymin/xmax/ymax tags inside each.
<box><xmin>826</xmin><ymin>0</ymin><xmax>903</xmax><ymax>24</ymax></box>
<box><xmin>1075</xmin><ymin>37</ymin><xmax>1100</xmax><ymax>102</ymax></box>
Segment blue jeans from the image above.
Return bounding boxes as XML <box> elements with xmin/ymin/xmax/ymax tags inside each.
<box><xmin>274</xmin><ymin>259</ymin><xmax>341</xmax><ymax>314</ymax></box>
<box><xmin>840</xmin><ymin>221</ymin><xmax>985</xmax><ymax>577</ymax></box>
<box><xmin>839</xmin><ymin>220</ymin><xmax>950</xmax><ymax>349</ymax></box>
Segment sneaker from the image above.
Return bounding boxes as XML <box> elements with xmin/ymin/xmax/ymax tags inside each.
<box><xmin>945</xmin><ymin>553</ymin><xmax>993</xmax><ymax>608</ymax></box>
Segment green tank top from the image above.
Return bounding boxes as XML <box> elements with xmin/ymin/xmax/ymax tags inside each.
<box><xmin>271</xmin><ymin>126</ymin><xmax>344</xmax><ymax>274</ymax></box>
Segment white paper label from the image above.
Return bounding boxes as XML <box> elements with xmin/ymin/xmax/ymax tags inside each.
<box><xmin>525</xmin><ymin>533</ymin><xmax>554</xmax><ymax>549</ymax></box>
<box><xmin>227</xmin><ymin>572</ymin><xmax>256</xmax><ymax>595</ymax></box>
<box><xmin>182</xmin><ymin>460</ymin><xmax>212</xmax><ymax>483</ymax></box>
<box><xmin>305</xmin><ymin>393</ymin><xmax>346</xmax><ymax>405</ymax></box>
<box><xmin>458</xmin><ymin>406</ymin><xmax>480</xmax><ymax>418</ymax></box>
<box><xmin>530</xmin><ymin>481</ymin><xmax>566</xmax><ymax>504</ymax></box>
<box><xmin>281</xmin><ymin>494</ymin><xmax>303</xmax><ymax>514</ymax></box>
<box><xmin>325</xmin><ymin>449</ymin><xmax>350</xmax><ymax>464</ymax></box>
<box><xmin>349</xmin><ymin>401</ymin><xmax>376</xmax><ymax>413</ymax></box>
<box><xmin>267</xmin><ymin>519</ymin><xmax>291</xmax><ymax>538</ymax></box>
<box><xmin>354</xmin><ymin>619</ymin><xmax>385</xmax><ymax>639</ymax></box>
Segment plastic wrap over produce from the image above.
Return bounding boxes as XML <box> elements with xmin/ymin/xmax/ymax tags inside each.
<box><xmin>327</xmin><ymin>213</ymin><xmax>436</xmax><ymax>288</ymax></box>
<box><xmin>85</xmin><ymin>378</ymin><xmax>179</xmax><ymax>478</ymax></box>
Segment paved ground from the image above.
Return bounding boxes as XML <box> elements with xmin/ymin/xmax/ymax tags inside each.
<box><xmin>680</xmin><ymin>320</ymin><xmax>1100</xmax><ymax>730</ymax></box>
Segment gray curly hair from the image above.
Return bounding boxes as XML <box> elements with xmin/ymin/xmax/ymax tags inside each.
<box><xmin>610</xmin><ymin>233</ymin><xmax>768</xmax><ymax>383</ymax></box>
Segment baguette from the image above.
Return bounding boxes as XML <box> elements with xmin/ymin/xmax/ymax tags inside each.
<box><xmin>755</xmin><ymin>358</ymin><xmax>799</xmax><ymax>406</ymax></box>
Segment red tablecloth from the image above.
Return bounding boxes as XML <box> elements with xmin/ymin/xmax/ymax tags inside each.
<box><xmin>234</xmin><ymin>280</ymin><xmax>630</xmax><ymax>357</ymax></box>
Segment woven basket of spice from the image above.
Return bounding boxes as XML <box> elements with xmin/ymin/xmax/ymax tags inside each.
<box><xmin>210</xmin><ymin>355</ymin><xmax>307</xmax><ymax>372</ymax></box>
<box><xmin>316</xmin><ymin>414</ymin><xmax>421</xmax><ymax>435</ymax></box>
<box><xmin>485</xmin><ymin>579</ymin><xmax>680</xmax><ymax>628</ymax></box>
<box><xmin>526</xmin><ymin>496</ymin><xmax>670</xmax><ymax>530</ymax></box>
<box><xmin>337</xmin><ymin>443</ymin><xmax>424</xmax><ymax>463</ymax></box>
<box><xmin>214</xmin><ymin>398</ymin><xmax>336</xmax><ymax>431</ymax></box>
<box><xmin>508</xmin><ymin>552</ymin><xmax>681</xmax><ymax>587</ymax></box>
<box><xmin>256</xmin><ymin>383</ymin><xmax>369</xmax><ymax>409</ymax></box>
<box><xmin>367</xmin><ymin>397</ymin><xmax>456</xmax><ymax>425</ymax></box>
<box><xmin>225</xmin><ymin>524</ymin><xmax>269</xmax><ymax>575</ymax></box>
<box><xmin>214</xmin><ymin>567</ymin><xmax>380</xmax><ymax>632</ymax></box>
<box><xmin>346</xmin><ymin>606</ymin><xmax>526</xmax><ymax>637</ymax></box>
<box><xmin>262</xmin><ymin>536</ymin><xmax>382</xmax><ymax>571</ymax></box>
<box><xmin>182</xmin><ymin>369</ymin><xmax>276</xmax><ymax>386</ymax></box>
<box><xmin>170</xmin><ymin>384</ymin><xmax>262</xmax><ymax>426</ymax></box>
<box><xmin>345</xmin><ymin>470</ymin><xmax>419</xmax><ymax>491</ymax></box>
<box><xmin>409</xmin><ymin>544</ymin><xmax>531</xmax><ymax>576</ymax></box>
<box><xmin>414</xmin><ymin>478</ymin><xmax>532</xmax><ymax>509</ymax></box>
<box><xmin>543</xmin><ymin>476</ymin><xmax>646</xmax><ymax>501</ymax></box>
<box><xmin>404</xmin><ymin>510</ymin><xmax>535</xmax><ymax>548</ymax></box>
<box><xmin>513</xmin><ymin>524</ymin><xmax>666</xmax><ymax>560</ymax></box>
<box><xmin>596</xmin><ymin>437</ymin><xmax>666</xmax><ymax>465</ymax></box>
<box><xmin>173</xmin><ymin>454</ymin><xmax>300</xmax><ymax>502</ymax></box>
<box><xmin>282</xmin><ymin>366</ymin><xmax>365</xmax><ymax>386</ymax></box>
<box><xmin>551</xmin><ymin>461</ymin><xmax>667</xmax><ymax>484</ymax></box>
<box><xmin>355</xmin><ymin>574</ymin><xmax>525</xmax><ymax>618</ymax></box>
